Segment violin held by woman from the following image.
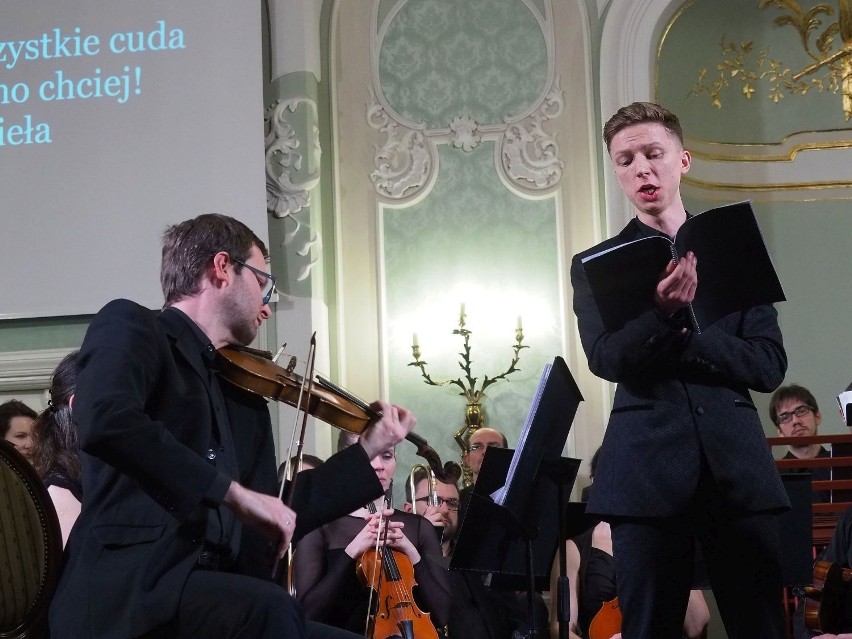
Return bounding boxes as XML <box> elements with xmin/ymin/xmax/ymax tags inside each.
<box><xmin>292</xmin><ymin>444</ymin><xmax>451</xmax><ymax>638</ymax></box>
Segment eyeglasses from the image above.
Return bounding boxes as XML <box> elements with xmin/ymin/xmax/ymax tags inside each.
<box><xmin>776</xmin><ymin>405</ymin><xmax>814</xmax><ymax>425</ymax></box>
<box><xmin>415</xmin><ymin>496</ymin><xmax>460</xmax><ymax>511</ymax></box>
<box><xmin>469</xmin><ymin>442</ymin><xmax>504</xmax><ymax>452</ymax></box>
<box><xmin>232</xmin><ymin>258</ymin><xmax>276</xmax><ymax>305</ymax></box>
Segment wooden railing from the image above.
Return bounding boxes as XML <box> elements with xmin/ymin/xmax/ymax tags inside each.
<box><xmin>767</xmin><ymin>433</ymin><xmax>852</xmax><ymax>549</ymax></box>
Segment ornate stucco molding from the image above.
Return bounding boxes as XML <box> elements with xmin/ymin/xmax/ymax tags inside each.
<box><xmin>367</xmin><ymin>0</ymin><xmax>564</xmax><ymax>200</ymax></box>
<box><xmin>498</xmin><ymin>75</ymin><xmax>565</xmax><ymax>191</ymax></box>
<box><xmin>265</xmin><ymin>97</ymin><xmax>321</xmax><ymax>218</ymax></box>
<box><xmin>367</xmin><ymin>90</ymin><xmax>434</xmax><ymax>201</ymax></box>
<box><xmin>449</xmin><ymin>116</ymin><xmax>481</xmax><ymax>152</ymax></box>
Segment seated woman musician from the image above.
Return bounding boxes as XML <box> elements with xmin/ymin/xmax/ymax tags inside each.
<box><xmin>550</xmin><ymin>447</ymin><xmax>710</xmax><ymax>639</ymax></box>
<box><xmin>293</xmin><ymin>434</ymin><xmax>451</xmax><ymax>635</ymax></box>
<box><xmin>29</xmin><ymin>351</ymin><xmax>81</xmax><ymax>547</ymax></box>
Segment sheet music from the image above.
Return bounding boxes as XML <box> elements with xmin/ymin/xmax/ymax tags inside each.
<box><xmin>837</xmin><ymin>390</ymin><xmax>852</xmax><ymax>425</ymax></box>
<box><xmin>489</xmin><ymin>362</ymin><xmax>552</xmax><ymax>505</ymax></box>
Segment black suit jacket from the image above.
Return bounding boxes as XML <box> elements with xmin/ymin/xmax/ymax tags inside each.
<box><xmin>49</xmin><ymin>299</ymin><xmax>383</xmax><ymax>638</ymax></box>
<box><xmin>571</xmin><ymin>218</ymin><xmax>790</xmax><ymax>518</ymax></box>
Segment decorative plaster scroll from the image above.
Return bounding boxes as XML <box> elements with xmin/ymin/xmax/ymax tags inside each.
<box><xmin>368</xmin><ymin>90</ymin><xmax>433</xmax><ymax>200</ymax></box>
<box><xmin>265</xmin><ymin>97</ymin><xmax>321</xmax><ymax>217</ymax></box>
<box><xmin>367</xmin><ymin>0</ymin><xmax>565</xmax><ymax>197</ymax></box>
<box><xmin>499</xmin><ymin>75</ymin><xmax>564</xmax><ymax>190</ymax></box>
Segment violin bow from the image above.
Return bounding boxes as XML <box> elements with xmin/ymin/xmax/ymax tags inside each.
<box><xmin>363</xmin><ymin>497</ymin><xmax>389</xmax><ymax>639</ymax></box>
<box><xmin>272</xmin><ymin>332</ymin><xmax>318</xmax><ymax>581</ymax></box>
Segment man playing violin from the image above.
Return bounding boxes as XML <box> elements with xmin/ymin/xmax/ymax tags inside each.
<box><xmin>50</xmin><ymin>213</ymin><xmax>416</xmax><ymax>639</ymax></box>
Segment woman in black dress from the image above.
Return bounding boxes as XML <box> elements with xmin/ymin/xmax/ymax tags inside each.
<box><xmin>293</xmin><ymin>444</ymin><xmax>450</xmax><ymax>634</ymax></box>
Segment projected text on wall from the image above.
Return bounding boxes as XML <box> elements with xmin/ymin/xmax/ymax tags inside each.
<box><xmin>0</xmin><ymin>20</ymin><xmax>184</xmax><ymax>146</ymax></box>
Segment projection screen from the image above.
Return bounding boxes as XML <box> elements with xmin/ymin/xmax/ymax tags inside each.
<box><xmin>0</xmin><ymin>1</ymin><xmax>266</xmax><ymax>319</ymax></box>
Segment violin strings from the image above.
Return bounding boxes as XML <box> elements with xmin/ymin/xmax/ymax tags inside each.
<box><xmin>367</xmin><ymin>499</ymin><xmax>415</xmax><ymax>636</ymax></box>
<box><xmin>364</xmin><ymin>501</ymin><xmax>382</xmax><ymax>636</ymax></box>
<box><xmin>379</xmin><ymin>496</ymin><xmax>414</xmax><ymax>629</ymax></box>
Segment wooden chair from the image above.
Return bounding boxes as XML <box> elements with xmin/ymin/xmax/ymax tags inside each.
<box><xmin>767</xmin><ymin>433</ymin><xmax>852</xmax><ymax>550</ymax></box>
<box><xmin>0</xmin><ymin>439</ymin><xmax>62</xmax><ymax>638</ymax></box>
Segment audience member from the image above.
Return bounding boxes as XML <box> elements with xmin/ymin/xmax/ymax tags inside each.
<box><xmin>293</xmin><ymin>443</ymin><xmax>450</xmax><ymax>634</ymax></box>
<box><xmin>403</xmin><ymin>465</ymin><xmax>460</xmax><ymax>556</ymax></box>
<box><xmin>0</xmin><ymin>398</ymin><xmax>38</xmax><ymax>462</ymax></box>
<box><xmin>770</xmin><ymin>384</ymin><xmax>830</xmax><ymax>502</ymax></box>
<box><xmin>279</xmin><ymin>453</ymin><xmax>325</xmax><ymax>483</ymax></box>
<box><xmin>30</xmin><ymin>351</ymin><xmax>80</xmax><ymax>546</ymax></box>
<box><xmin>462</xmin><ymin>427</ymin><xmax>507</xmax><ymax>487</ymax></box>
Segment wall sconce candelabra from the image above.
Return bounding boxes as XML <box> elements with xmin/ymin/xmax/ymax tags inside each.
<box><xmin>409</xmin><ymin>305</ymin><xmax>528</xmax><ymax>486</ymax></box>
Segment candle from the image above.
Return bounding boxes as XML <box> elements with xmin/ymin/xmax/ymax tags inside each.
<box><xmin>517</xmin><ymin>316</ymin><xmax>523</xmax><ymax>331</ymax></box>
<box><xmin>460</xmin><ymin>303</ymin><xmax>466</xmax><ymax>317</ymax></box>
<box><xmin>412</xmin><ymin>333</ymin><xmax>419</xmax><ymax>347</ymax></box>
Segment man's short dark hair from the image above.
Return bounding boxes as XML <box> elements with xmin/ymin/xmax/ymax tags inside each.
<box><xmin>0</xmin><ymin>399</ymin><xmax>37</xmax><ymax>437</ymax></box>
<box><xmin>160</xmin><ymin>213</ymin><xmax>268</xmax><ymax>306</ymax></box>
<box><xmin>603</xmin><ymin>102</ymin><xmax>684</xmax><ymax>153</ymax></box>
<box><xmin>589</xmin><ymin>446</ymin><xmax>602</xmax><ymax>480</ymax></box>
<box><xmin>768</xmin><ymin>384</ymin><xmax>819</xmax><ymax>426</ymax></box>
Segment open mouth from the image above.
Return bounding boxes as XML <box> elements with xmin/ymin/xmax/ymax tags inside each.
<box><xmin>639</xmin><ymin>184</ymin><xmax>658</xmax><ymax>195</ymax></box>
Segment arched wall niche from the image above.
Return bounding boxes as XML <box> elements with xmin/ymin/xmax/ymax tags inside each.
<box><xmin>326</xmin><ymin>0</ymin><xmax>607</xmax><ymax>494</ymax></box>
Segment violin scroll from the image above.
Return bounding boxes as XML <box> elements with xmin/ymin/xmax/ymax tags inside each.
<box><xmin>405</xmin><ymin>432</ymin><xmax>461</xmax><ymax>484</ymax></box>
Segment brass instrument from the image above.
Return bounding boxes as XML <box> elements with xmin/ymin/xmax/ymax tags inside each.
<box><xmin>408</xmin><ymin>463</ymin><xmax>439</xmax><ymax>514</ymax></box>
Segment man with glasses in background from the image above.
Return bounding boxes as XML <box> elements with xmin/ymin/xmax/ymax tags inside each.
<box><xmin>462</xmin><ymin>427</ymin><xmax>508</xmax><ymax>486</ymax></box>
<box><xmin>50</xmin><ymin>213</ymin><xmax>417</xmax><ymax>639</ymax></box>
<box><xmin>404</xmin><ymin>465</ymin><xmax>461</xmax><ymax>557</ymax></box>
<box><xmin>403</xmin><ymin>464</ymin><xmax>518</xmax><ymax>639</ymax></box>
<box><xmin>769</xmin><ymin>384</ymin><xmax>831</xmax><ymax>503</ymax></box>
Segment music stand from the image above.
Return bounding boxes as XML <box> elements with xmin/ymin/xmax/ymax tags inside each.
<box><xmin>779</xmin><ymin>473</ymin><xmax>814</xmax><ymax>587</ymax></box>
<box><xmin>450</xmin><ymin>356</ymin><xmax>583</xmax><ymax>639</ymax></box>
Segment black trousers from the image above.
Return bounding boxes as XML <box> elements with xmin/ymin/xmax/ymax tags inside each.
<box><xmin>610</xmin><ymin>468</ymin><xmax>786</xmax><ymax>639</ymax></box>
<box><xmin>138</xmin><ymin>570</ymin><xmax>361</xmax><ymax>639</ymax></box>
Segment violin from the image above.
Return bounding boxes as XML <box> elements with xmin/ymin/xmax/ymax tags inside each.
<box><xmin>588</xmin><ymin>597</ymin><xmax>621</xmax><ymax>639</ymax></box>
<box><xmin>802</xmin><ymin>560</ymin><xmax>852</xmax><ymax>633</ymax></box>
<box><xmin>217</xmin><ymin>344</ymin><xmax>377</xmax><ymax>435</ymax></box>
<box><xmin>216</xmin><ymin>344</ymin><xmax>461</xmax><ymax>483</ymax></box>
<box><xmin>356</xmin><ymin>502</ymin><xmax>438</xmax><ymax>639</ymax></box>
